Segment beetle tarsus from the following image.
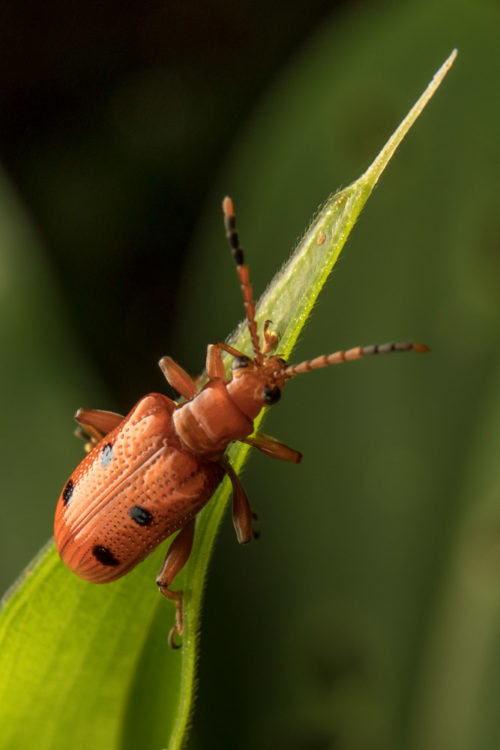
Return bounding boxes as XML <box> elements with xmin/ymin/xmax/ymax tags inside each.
<box><xmin>158</xmin><ymin>582</ymin><xmax>185</xmax><ymax>649</ymax></box>
<box><xmin>168</xmin><ymin>628</ymin><xmax>181</xmax><ymax>649</ymax></box>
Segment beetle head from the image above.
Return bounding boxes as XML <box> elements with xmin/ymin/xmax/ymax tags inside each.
<box><xmin>226</xmin><ymin>354</ymin><xmax>287</xmax><ymax>420</ymax></box>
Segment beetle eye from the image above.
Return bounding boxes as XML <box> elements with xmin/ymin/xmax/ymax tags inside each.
<box><xmin>231</xmin><ymin>356</ymin><xmax>251</xmax><ymax>370</ymax></box>
<box><xmin>262</xmin><ymin>384</ymin><xmax>281</xmax><ymax>405</ymax></box>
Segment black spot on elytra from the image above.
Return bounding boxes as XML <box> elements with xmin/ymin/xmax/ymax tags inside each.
<box><xmin>129</xmin><ymin>506</ymin><xmax>153</xmax><ymax>526</ymax></box>
<box><xmin>92</xmin><ymin>545</ymin><xmax>120</xmax><ymax>567</ymax></box>
<box><xmin>62</xmin><ymin>479</ymin><xmax>74</xmax><ymax>506</ymax></box>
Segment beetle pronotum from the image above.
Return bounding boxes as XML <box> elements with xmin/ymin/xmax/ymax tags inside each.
<box><xmin>55</xmin><ymin>197</ymin><xmax>427</xmax><ymax>647</ymax></box>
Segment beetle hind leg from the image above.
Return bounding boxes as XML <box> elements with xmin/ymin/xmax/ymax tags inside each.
<box><xmin>156</xmin><ymin>518</ymin><xmax>196</xmax><ymax>649</ymax></box>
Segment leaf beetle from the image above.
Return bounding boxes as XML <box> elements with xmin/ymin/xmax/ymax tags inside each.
<box><xmin>55</xmin><ymin>196</ymin><xmax>428</xmax><ymax>647</ymax></box>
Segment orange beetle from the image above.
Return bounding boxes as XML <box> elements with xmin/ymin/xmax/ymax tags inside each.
<box><xmin>55</xmin><ymin>197</ymin><xmax>428</xmax><ymax>647</ymax></box>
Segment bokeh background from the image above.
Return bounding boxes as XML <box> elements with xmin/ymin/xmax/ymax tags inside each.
<box><xmin>1</xmin><ymin>0</ymin><xmax>500</xmax><ymax>748</ymax></box>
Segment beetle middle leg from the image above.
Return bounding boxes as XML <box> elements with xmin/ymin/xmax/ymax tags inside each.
<box><xmin>158</xmin><ymin>356</ymin><xmax>198</xmax><ymax>400</ymax></box>
<box><xmin>156</xmin><ymin>518</ymin><xmax>196</xmax><ymax>649</ymax></box>
<box><xmin>74</xmin><ymin>408</ymin><xmax>124</xmax><ymax>452</ymax></box>
<box><xmin>241</xmin><ymin>433</ymin><xmax>302</xmax><ymax>464</ymax></box>
<box><xmin>222</xmin><ymin>459</ymin><xmax>257</xmax><ymax>544</ymax></box>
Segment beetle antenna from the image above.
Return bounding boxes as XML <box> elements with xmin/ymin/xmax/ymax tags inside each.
<box><xmin>223</xmin><ymin>196</ymin><xmax>263</xmax><ymax>363</ymax></box>
<box><xmin>283</xmin><ymin>341</ymin><xmax>429</xmax><ymax>378</ymax></box>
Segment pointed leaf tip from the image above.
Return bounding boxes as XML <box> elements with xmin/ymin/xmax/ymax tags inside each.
<box><xmin>363</xmin><ymin>49</ymin><xmax>458</xmax><ymax>191</ymax></box>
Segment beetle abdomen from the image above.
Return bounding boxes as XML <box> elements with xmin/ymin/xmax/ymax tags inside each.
<box><xmin>54</xmin><ymin>393</ymin><xmax>224</xmax><ymax>583</ymax></box>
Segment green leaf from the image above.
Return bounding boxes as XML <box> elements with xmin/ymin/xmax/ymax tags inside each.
<box><xmin>0</xmin><ymin>52</ymin><xmax>456</xmax><ymax>750</ymax></box>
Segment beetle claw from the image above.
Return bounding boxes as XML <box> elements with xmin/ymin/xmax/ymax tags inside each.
<box><xmin>168</xmin><ymin>625</ymin><xmax>182</xmax><ymax>650</ymax></box>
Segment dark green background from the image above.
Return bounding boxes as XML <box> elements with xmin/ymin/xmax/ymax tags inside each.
<box><xmin>1</xmin><ymin>0</ymin><xmax>499</xmax><ymax>748</ymax></box>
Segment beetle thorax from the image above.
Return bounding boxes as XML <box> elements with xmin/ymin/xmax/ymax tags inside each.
<box><xmin>172</xmin><ymin>379</ymin><xmax>253</xmax><ymax>458</ymax></box>
<box><xmin>172</xmin><ymin>356</ymin><xmax>287</xmax><ymax>457</ymax></box>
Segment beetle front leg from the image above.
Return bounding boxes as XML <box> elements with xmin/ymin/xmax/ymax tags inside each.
<box><xmin>156</xmin><ymin>518</ymin><xmax>196</xmax><ymax>649</ymax></box>
<box><xmin>206</xmin><ymin>344</ymin><xmax>226</xmax><ymax>379</ymax></box>
<box><xmin>206</xmin><ymin>341</ymin><xmax>250</xmax><ymax>380</ymax></box>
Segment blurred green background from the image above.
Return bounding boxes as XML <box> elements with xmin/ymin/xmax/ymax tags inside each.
<box><xmin>1</xmin><ymin>0</ymin><xmax>500</xmax><ymax>748</ymax></box>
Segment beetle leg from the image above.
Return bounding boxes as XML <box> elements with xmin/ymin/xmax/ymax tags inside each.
<box><xmin>212</xmin><ymin>341</ymin><xmax>249</xmax><ymax>359</ymax></box>
<box><xmin>222</xmin><ymin>459</ymin><xmax>255</xmax><ymax>544</ymax></box>
<box><xmin>158</xmin><ymin>356</ymin><xmax>198</xmax><ymax>400</ymax></box>
<box><xmin>262</xmin><ymin>320</ymin><xmax>278</xmax><ymax>355</ymax></box>
<box><xmin>75</xmin><ymin>407</ymin><xmax>123</xmax><ymax>434</ymax></box>
<box><xmin>74</xmin><ymin>408</ymin><xmax>124</xmax><ymax>451</ymax></box>
<box><xmin>156</xmin><ymin>518</ymin><xmax>196</xmax><ymax>649</ymax></box>
<box><xmin>241</xmin><ymin>433</ymin><xmax>302</xmax><ymax>464</ymax></box>
<box><xmin>206</xmin><ymin>341</ymin><xmax>252</xmax><ymax>379</ymax></box>
<box><xmin>206</xmin><ymin>343</ymin><xmax>226</xmax><ymax>379</ymax></box>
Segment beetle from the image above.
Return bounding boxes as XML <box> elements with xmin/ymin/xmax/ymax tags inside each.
<box><xmin>55</xmin><ymin>196</ymin><xmax>428</xmax><ymax>647</ymax></box>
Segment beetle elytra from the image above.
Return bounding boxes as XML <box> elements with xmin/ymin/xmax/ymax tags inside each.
<box><xmin>55</xmin><ymin>196</ymin><xmax>428</xmax><ymax>647</ymax></box>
